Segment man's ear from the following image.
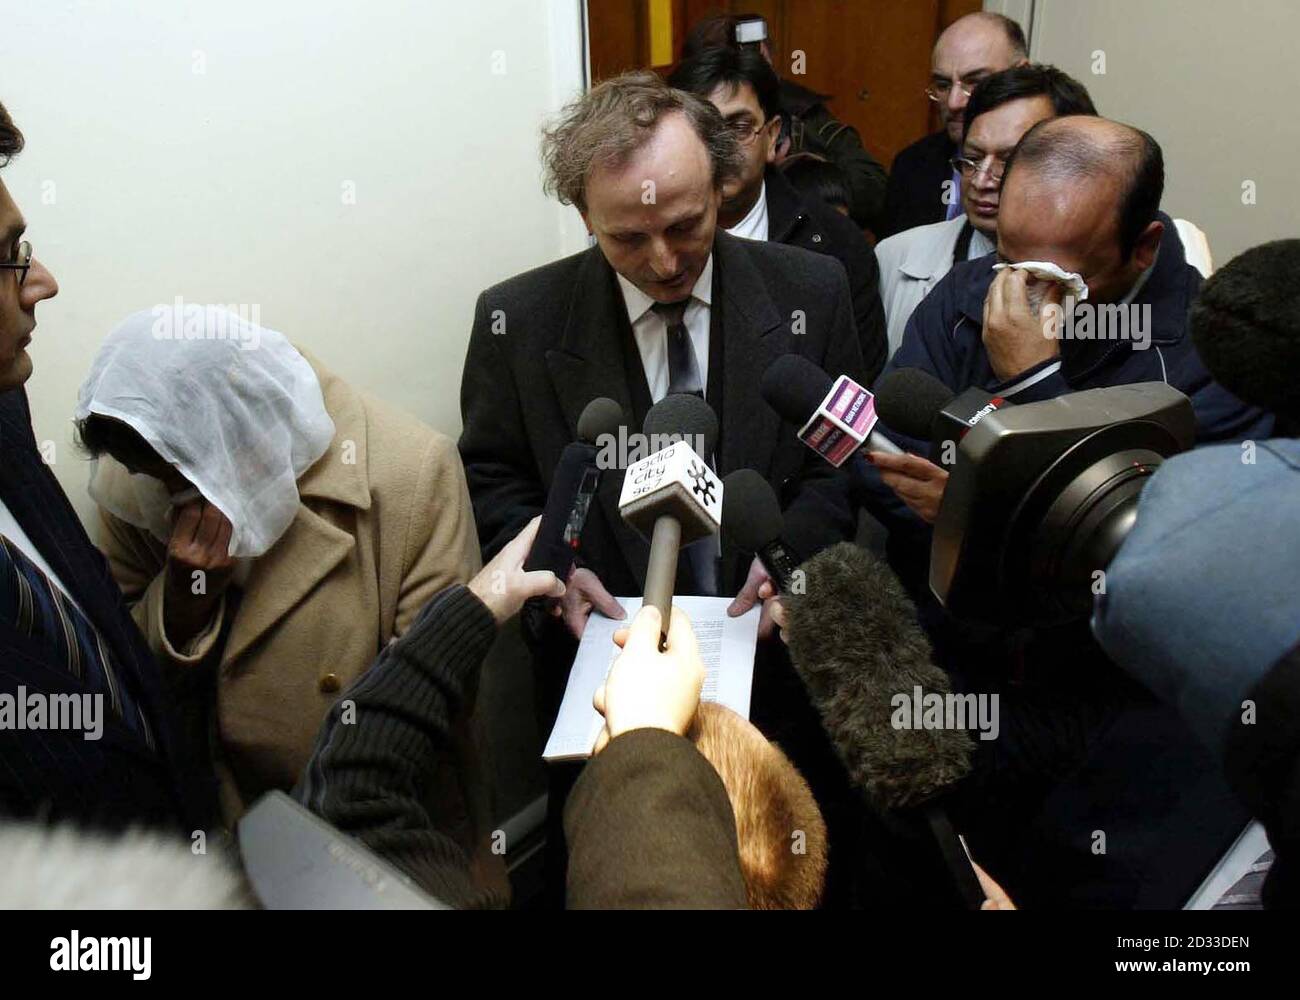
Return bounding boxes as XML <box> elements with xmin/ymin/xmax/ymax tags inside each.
<box><xmin>579</xmin><ymin>210</ymin><xmax>593</xmax><ymax>236</ymax></box>
<box><xmin>1132</xmin><ymin>219</ymin><xmax>1163</xmax><ymax>272</ymax></box>
<box><xmin>765</xmin><ymin>115</ymin><xmax>782</xmax><ymax>164</ymax></box>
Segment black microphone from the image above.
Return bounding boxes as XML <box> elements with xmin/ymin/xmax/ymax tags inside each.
<box><xmin>618</xmin><ymin>394</ymin><xmax>722</xmax><ymax>640</ymax></box>
<box><xmin>524</xmin><ymin>396</ymin><xmax>625</xmax><ymax>577</ymax></box>
<box><xmin>875</xmin><ymin>368</ymin><xmax>1014</xmax><ymax>468</ymax></box>
<box><xmin>720</xmin><ymin>469</ymin><xmax>801</xmax><ymax>593</ymax></box>
<box><xmin>760</xmin><ymin>354</ymin><xmax>903</xmax><ymax>463</ymax></box>
<box><xmin>641</xmin><ymin>392</ymin><xmax>719</xmax><ymax>456</ymax></box>
<box><xmin>782</xmin><ymin>541</ymin><xmax>985</xmax><ymax>909</ymax></box>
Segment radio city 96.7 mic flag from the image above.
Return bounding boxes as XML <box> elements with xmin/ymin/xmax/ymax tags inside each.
<box><xmin>524</xmin><ymin>396</ymin><xmax>625</xmax><ymax>578</ymax></box>
<box><xmin>721</xmin><ymin>469</ymin><xmax>801</xmax><ymax>593</ymax></box>
<box><xmin>782</xmin><ymin>541</ymin><xmax>984</xmax><ymax>909</ymax></box>
<box><xmin>761</xmin><ymin>354</ymin><xmax>902</xmax><ymax>464</ymax></box>
<box><xmin>875</xmin><ymin>368</ymin><xmax>1014</xmax><ymax>467</ymax></box>
<box><xmin>619</xmin><ymin>395</ymin><xmax>722</xmax><ymax>638</ymax></box>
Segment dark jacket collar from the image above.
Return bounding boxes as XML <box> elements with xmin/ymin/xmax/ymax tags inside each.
<box><xmin>764</xmin><ymin>165</ymin><xmax>810</xmax><ymax>244</ymax></box>
<box><xmin>779</xmin><ymin>77</ymin><xmax>831</xmax><ymax>114</ymax></box>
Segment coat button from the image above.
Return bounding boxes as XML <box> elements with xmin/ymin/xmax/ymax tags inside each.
<box><xmin>812</xmin><ymin>234</ymin><xmax>822</xmax><ymax>243</ymax></box>
<box><xmin>319</xmin><ymin>673</ymin><xmax>341</xmax><ymax>694</ymax></box>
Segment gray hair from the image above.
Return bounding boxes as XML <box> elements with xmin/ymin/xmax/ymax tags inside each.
<box><xmin>541</xmin><ymin>70</ymin><xmax>744</xmax><ymax>212</ymax></box>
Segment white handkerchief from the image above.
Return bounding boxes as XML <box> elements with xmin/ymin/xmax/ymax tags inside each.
<box><xmin>992</xmin><ymin>260</ymin><xmax>1089</xmax><ymax>302</ymax></box>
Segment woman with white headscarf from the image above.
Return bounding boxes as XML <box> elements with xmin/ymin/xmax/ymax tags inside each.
<box><xmin>74</xmin><ymin>305</ymin><xmax>483</xmax><ymax>830</ymax></box>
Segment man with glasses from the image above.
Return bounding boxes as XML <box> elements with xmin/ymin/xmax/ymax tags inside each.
<box><xmin>681</xmin><ymin>12</ymin><xmax>889</xmax><ymax>233</ymax></box>
<box><xmin>874</xmin><ymin>64</ymin><xmax>1097</xmax><ymax>354</ymax></box>
<box><xmin>669</xmin><ymin>45</ymin><xmax>888</xmax><ymax>382</ymax></box>
<box><xmin>877</xmin><ymin>12</ymin><xmax>1028</xmax><ymax>239</ymax></box>
<box><xmin>0</xmin><ymin>100</ymin><xmax>210</xmax><ymax>833</ymax></box>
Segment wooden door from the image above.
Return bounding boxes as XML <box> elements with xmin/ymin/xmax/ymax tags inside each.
<box><xmin>587</xmin><ymin>0</ymin><xmax>982</xmax><ymax>170</ymax></box>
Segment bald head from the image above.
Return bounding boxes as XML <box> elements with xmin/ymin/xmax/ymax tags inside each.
<box><xmin>931</xmin><ymin>13</ymin><xmax>1029</xmax><ymax>141</ymax></box>
<box><xmin>998</xmin><ymin>116</ymin><xmax>1165</xmax><ymax>303</ymax></box>
<box><xmin>936</xmin><ymin>11</ymin><xmax>1028</xmax><ymax>59</ymax></box>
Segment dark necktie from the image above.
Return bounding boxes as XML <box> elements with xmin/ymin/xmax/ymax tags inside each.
<box><xmin>652</xmin><ymin>300</ymin><xmax>703</xmax><ymax>397</ymax></box>
<box><xmin>0</xmin><ymin>534</ymin><xmax>153</xmax><ymax>747</ymax></box>
<box><xmin>649</xmin><ymin>299</ymin><xmax>717</xmax><ymax>594</ymax></box>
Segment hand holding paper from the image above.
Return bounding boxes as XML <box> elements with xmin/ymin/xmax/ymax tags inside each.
<box><xmin>592</xmin><ymin>605</ymin><xmax>704</xmax><ymax>754</ymax></box>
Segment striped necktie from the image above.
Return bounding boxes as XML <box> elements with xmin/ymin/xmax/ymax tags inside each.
<box><xmin>1211</xmin><ymin>850</ymin><xmax>1273</xmax><ymax>910</ymax></box>
<box><xmin>0</xmin><ymin>534</ymin><xmax>153</xmax><ymax>748</ymax></box>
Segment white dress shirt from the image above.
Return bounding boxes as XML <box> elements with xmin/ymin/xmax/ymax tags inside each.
<box><xmin>616</xmin><ymin>254</ymin><xmax>714</xmax><ymax>402</ymax></box>
<box><xmin>0</xmin><ymin>495</ymin><xmax>83</xmax><ymax>613</ymax></box>
<box><xmin>724</xmin><ymin>180</ymin><xmax>770</xmax><ymax>242</ymax></box>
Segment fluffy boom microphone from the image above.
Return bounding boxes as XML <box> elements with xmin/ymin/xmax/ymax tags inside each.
<box><xmin>782</xmin><ymin>542</ymin><xmax>984</xmax><ymax>907</ymax></box>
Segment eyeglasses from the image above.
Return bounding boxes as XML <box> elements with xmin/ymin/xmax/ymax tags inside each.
<box><xmin>926</xmin><ymin>78</ymin><xmax>983</xmax><ymax>102</ymax></box>
<box><xmin>0</xmin><ymin>240</ymin><xmax>32</xmax><ymax>285</ymax></box>
<box><xmin>727</xmin><ymin>118</ymin><xmax>770</xmax><ymax>146</ymax></box>
<box><xmin>950</xmin><ymin>153</ymin><xmax>1007</xmax><ymax>182</ymax></box>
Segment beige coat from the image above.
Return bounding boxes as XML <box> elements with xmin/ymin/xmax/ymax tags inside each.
<box><xmin>94</xmin><ymin>354</ymin><xmax>482</xmax><ymax>821</ymax></box>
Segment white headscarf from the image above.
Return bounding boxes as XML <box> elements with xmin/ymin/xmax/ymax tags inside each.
<box><xmin>74</xmin><ymin>305</ymin><xmax>336</xmax><ymax>558</ymax></box>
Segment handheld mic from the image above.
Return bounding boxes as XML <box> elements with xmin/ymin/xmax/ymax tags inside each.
<box><xmin>618</xmin><ymin>395</ymin><xmax>722</xmax><ymax>639</ymax></box>
<box><xmin>760</xmin><ymin>354</ymin><xmax>902</xmax><ymax>464</ymax></box>
<box><xmin>524</xmin><ymin>397</ymin><xmax>625</xmax><ymax>577</ymax></box>
<box><xmin>875</xmin><ymin>368</ymin><xmax>1014</xmax><ymax>468</ymax></box>
<box><xmin>720</xmin><ymin>469</ymin><xmax>802</xmax><ymax>593</ymax></box>
<box><xmin>782</xmin><ymin>541</ymin><xmax>985</xmax><ymax>909</ymax></box>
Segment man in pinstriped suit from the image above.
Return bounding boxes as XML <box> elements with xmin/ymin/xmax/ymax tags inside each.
<box><xmin>0</xmin><ymin>99</ymin><xmax>211</xmax><ymax>834</ymax></box>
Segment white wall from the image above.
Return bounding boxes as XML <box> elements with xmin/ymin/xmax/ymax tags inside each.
<box><xmin>1</xmin><ymin>0</ymin><xmax>589</xmax><ymax>524</ymax></box>
<box><xmin>1027</xmin><ymin>0</ymin><xmax>1300</xmax><ymax>265</ymax></box>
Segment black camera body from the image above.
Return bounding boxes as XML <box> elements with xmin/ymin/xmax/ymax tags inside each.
<box><xmin>930</xmin><ymin>382</ymin><xmax>1195</xmax><ymax>626</ymax></box>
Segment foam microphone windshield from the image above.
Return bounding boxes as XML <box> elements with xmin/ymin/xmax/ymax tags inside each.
<box><xmin>783</xmin><ymin>541</ymin><xmax>984</xmax><ymax>908</ymax></box>
<box><xmin>523</xmin><ymin>396</ymin><xmax>625</xmax><ymax>577</ymax></box>
<box><xmin>642</xmin><ymin>392</ymin><xmax>719</xmax><ymax>456</ymax></box>
<box><xmin>875</xmin><ymin>368</ymin><xmax>954</xmax><ymax>441</ymax></box>
<box><xmin>761</xmin><ymin>354</ymin><xmax>832</xmax><ymax>426</ymax></box>
<box><xmin>876</xmin><ymin>368</ymin><xmax>1014</xmax><ymax>467</ymax></box>
<box><xmin>577</xmin><ymin>396</ymin><xmax>625</xmax><ymax>444</ymax></box>
<box><xmin>782</xmin><ymin>542</ymin><xmax>972</xmax><ymax>810</ymax></box>
<box><xmin>720</xmin><ymin>469</ymin><xmax>800</xmax><ymax>592</ymax></box>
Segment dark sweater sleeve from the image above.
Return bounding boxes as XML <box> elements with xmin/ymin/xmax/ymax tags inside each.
<box><xmin>293</xmin><ymin>584</ymin><xmax>506</xmax><ymax>909</ymax></box>
<box><xmin>564</xmin><ymin>727</ymin><xmax>749</xmax><ymax>909</ymax></box>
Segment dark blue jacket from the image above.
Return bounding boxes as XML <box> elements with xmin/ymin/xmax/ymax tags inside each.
<box><xmin>855</xmin><ymin>218</ymin><xmax>1269</xmax><ymax>908</ymax></box>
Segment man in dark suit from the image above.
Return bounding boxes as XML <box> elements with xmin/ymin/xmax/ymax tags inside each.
<box><xmin>878</xmin><ymin>12</ymin><xmax>1028</xmax><ymax>239</ymax></box>
<box><xmin>0</xmin><ymin>103</ymin><xmax>209</xmax><ymax>834</ymax></box>
<box><xmin>668</xmin><ymin>45</ymin><xmax>889</xmax><ymax>382</ymax></box>
<box><xmin>458</xmin><ymin>71</ymin><xmax>867</xmax><ymax>904</ymax></box>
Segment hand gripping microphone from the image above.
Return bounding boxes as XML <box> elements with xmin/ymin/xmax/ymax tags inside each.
<box><xmin>618</xmin><ymin>394</ymin><xmax>722</xmax><ymax>641</ymax></box>
<box><xmin>760</xmin><ymin>354</ymin><xmax>902</xmax><ymax>464</ymax></box>
<box><xmin>524</xmin><ymin>396</ymin><xmax>625</xmax><ymax>577</ymax></box>
<box><xmin>782</xmin><ymin>541</ymin><xmax>986</xmax><ymax>909</ymax></box>
<box><xmin>720</xmin><ymin>469</ymin><xmax>802</xmax><ymax>593</ymax></box>
<box><xmin>874</xmin><ymin>368</ymin><xmax>1014</xmax><ymax>468</ymax></box>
